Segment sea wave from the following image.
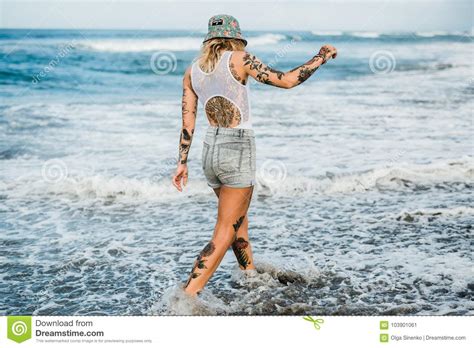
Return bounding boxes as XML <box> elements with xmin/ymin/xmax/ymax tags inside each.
<box><xmin>348</xmin><ymin>31</ymin><xmax>380</xmax><ymax>38</ymax></box>
<box><xmin>308</xmin><ymin>31</ymin><xmax>471</xmax><ymax>40</ymax></box>
<box><xmin>247</xmin><ymin>33</ymin><xmax>286</xmax><ymax>46</ymax></box>
<box><xmin>261</xmin><ymin>159</ymin><xmax>472</xmax><ymax>196</ymax></box>
<box><xmin>3</xmin><ymin>158</ymin><xmax>472</xmax><ymax>201</ymax></box>
<box><xmin>414</xmin><ymin>31</ymin><xmax>460</xmax><ymax>38</ymax></box>
<box><xmin>76</xmin><ymin>34</ymin><xmax>286</xmax><ymax>53</ymax></box>
<box><xmin>396</xmin><ymin>206</ymin><xmax>474</xmax><ymax>223</ymax></box>
<box><xmin>77</xmin><ymin>37</ymin><xmax>203</xmax><ymax>52</ymax></box>
<box><xmin>311</xmin><ymin>31</ymin><xmax>344</xmax><ymax>37</ymax></box>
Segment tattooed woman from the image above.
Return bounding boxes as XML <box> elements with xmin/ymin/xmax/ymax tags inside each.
<box><xmin>172</xmin><ymin>14</ymin><xmax>337</xmax><ymax>297</ymax></box>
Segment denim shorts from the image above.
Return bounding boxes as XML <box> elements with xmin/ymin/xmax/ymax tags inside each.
<box><xmin>202</xmin><ymin>126</ymin><xmax>256</xmax><ymax>189</ymax></box>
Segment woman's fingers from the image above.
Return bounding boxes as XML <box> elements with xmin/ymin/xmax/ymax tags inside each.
<box><xmin>319</xmin><ymin>44</ymin><xmax>337</xmax><ymax>62</ymax></box>
<box><xmin>172</xmin><ymin>174</ymin><xmax>182</xmax><ymax>191</ymax></box>
<box><xmin>172</xmin><ymin>166</ymin><xmax>188</xmax><ymax>191</ymax></box>
<box><xmin>324</xmin><ymin>44</ymin><xmax>337</xmax><ymax>60</ymax></box>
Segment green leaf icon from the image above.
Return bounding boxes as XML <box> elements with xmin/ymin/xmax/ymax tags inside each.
<box><xmin>303</xmin><ymin>315</ymin><xmax>324</xmax><ymax>330</ymax></box>
<box><xmin>7</xmin><ymin>316</ymin><xmax>32</xmax><ymax>343</ymax></box>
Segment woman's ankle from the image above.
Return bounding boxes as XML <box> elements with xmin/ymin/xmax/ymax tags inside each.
<box><xmin>182</xmin><ymin>284</ymin><xmax>201</xmax><ymax>298</ymax></box>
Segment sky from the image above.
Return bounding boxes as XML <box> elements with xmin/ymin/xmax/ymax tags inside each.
<box><xmin>0</xmin><ymin>0</ymin><xmax>472</xmax><ymax>32</ymax></box>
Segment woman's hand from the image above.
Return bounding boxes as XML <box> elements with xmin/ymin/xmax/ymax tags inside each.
<box><xmin>317</xmin><ymin>44</ymin><xmax>337</xmax><ymax>64</ymax></box>
<box><xmin>172</xmin><ymin>163</ymin><xmax>188</xmax><ymax>192</ymax></box>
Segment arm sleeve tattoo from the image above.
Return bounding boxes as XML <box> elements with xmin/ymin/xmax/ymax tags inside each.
<box><xmin>178</xmin><ymin>69</ymin><xmax>198</xmax><ymax>164</ymax></box>
<box><xmin>243</xmin><ymin>51</ymin><xmax>327</xmax><ymax>89</ymax></box>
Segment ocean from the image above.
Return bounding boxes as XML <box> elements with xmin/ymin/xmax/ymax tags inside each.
<box><xmin>0</xmin><ymin>29</ymin><xmax>472</xmax><ymax>315</ymax></box>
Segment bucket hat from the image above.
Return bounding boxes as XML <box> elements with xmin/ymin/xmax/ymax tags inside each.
<box><xmin>203</xmin><ymin>14</ymin><xmax>247</xmax><ymax>46</ymax></box>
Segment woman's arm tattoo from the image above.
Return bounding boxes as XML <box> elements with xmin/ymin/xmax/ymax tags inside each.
<box><xmin>293</xmin><ymin>56</ymin><xmax>322</xmax><ymax>84</ymax></box>
<box><xmin>178</xmin><ymin>126</ymin><xmax>194</xmax><ymax>164</ymax></box>
<box><xmin>243</xmin><ymin>52</ymin><xmax>325</xmax><ymax>88</ymax></box>
<box><xmin>284</xmin><ymin>54</ymin><xmax>325</xmax><ymax>85</ymax></box>
<box><xmin>181</xmin><ymin>88</ymin><xmax>197</xmax><ymax>118</ymax></box>
<box><xmin>178</xmin><ymin>71</ymin><xmax>198</xmax><ymax>164</ymax></box>
<box><xmin>230</xmin><ymin>62</ymin><xmax>245</xmax><ymax>85</ymax></box>
<box><xmin>243</xmin><ymin>53</ymin><xmax>285</xmax><ymax>86</ymax></box>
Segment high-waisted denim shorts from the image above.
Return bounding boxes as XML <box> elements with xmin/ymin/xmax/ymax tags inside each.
<box><xmin>202</xmin><ymin>126</ymin><xmax>256</xmax><ymax>189</ymax></box>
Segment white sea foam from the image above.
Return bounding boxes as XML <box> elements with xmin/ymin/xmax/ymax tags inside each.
<box><xmin>42</xmin><ymin>174</ymin><xmax>208</xmax><ymax>201</ymax></box>
<box><xmin>78</xmin><ymin>34</ymin><xmax>286</xmax><ymax>52</ymax></box>
<box><xmin>150</xmin><ymin>284</ymin><xmax>228</xmax><ymax>315</ymax></box>
<box><xmin>258</xmin><ymin>158</ymin><xmax>473</xmax><ymax>196</ymax></box>
<box><xmin>78</xmin><ymin>37</ymin><xmax>203</xmax><ymax>52</ymax></box>
<box><xmin>311</xmin><ymin>31</ymin><xmax>344</xmax><ymax>36</ymax></box>
<box><xmin>349</xmin><ymin>31</ymin><xmax>380</xmax><ymax>38</ymax></box>
<box><xmin>415</xmin><ymin>31</ymin><xmax>451</xmax><ymax>37</ymax></box>
<box><xmin>4</xmin><ymin>158</ymin><xmax>471</xmax><ymax>202</ymax></box>
<box><xmin>246</xmin><ymin>33</ymin><xmax>286</xmax><ymax>46</ymax></box>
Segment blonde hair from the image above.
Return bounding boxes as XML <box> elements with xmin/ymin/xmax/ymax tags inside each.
<box><xmin>197</xmin><ymin>38</ymin><xmax>246</xmax><ymax>73</ymax></box>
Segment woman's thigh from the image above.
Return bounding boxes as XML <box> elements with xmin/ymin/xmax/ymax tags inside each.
<box><xmin>215</xmin><ymin>185</ymin><xmax>254</xmax><ymax>230</ymax></box>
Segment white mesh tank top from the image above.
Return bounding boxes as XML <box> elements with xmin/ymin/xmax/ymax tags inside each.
<box><xmin>190</xmin><ymin>50</ymin><xmax>252</xmax><ymax>129</ymax></box>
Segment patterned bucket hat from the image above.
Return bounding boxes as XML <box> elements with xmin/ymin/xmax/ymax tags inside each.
<box><xmin>203</xmin><ymin>14</ymin><xmax>247</xmax><ymax>46</ymax></box>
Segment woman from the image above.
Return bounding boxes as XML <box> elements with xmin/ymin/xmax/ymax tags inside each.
<box><xmin>172</xmin><ymin>14</ymin><xmax>337</xmax><ymax>297</ymax></box>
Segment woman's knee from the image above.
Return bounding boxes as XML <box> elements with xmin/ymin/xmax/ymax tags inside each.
<box><xmin>212</xmin><ymin>222</ymin><xmax>236</xmax><ymax>245</ymax></box>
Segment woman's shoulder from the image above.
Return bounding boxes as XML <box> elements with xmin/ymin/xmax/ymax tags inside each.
<box><xmin>229</xmin><ymin>50</ymin><xmax>248</xmax><ymax>59</ymax></box>
<box><xmin>184</xmin><ymin>65</ymin><xmax>192</xmax><ymax>75</ymax></box>
<box><xmin>183</xmin><ymin>65</ymin><xmax>193</xmax><ymax>83</ymax></box>
<box><xmin>228</xmin><ymin>50</ymin><xmax>250</xmax><ymax>67</ymax></box>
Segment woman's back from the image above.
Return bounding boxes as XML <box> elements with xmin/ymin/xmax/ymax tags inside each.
<box><xmin>191</xmin><ymin>50</ymin><xmax>252</xmax><ymax>129</ymax></box>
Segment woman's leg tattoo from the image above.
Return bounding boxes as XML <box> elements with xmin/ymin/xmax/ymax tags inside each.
<box><xmin>232</xmin><ymin>237</ymin><xmax>251</xmax><ymax>269</ymax></box>
<box><xmin>231</xmin><ymin>187</ymin><xmax>254</xmax><ymax>269</ymax></box>
<box><xmin>233</xmin><ymin>215</ymin><xmax>245</xmax><ymax>237</ymax></box>
<box><xmin>184</xmin><ymin>241</ymin><xmax>216</xmax><ymax>289</ymax></box>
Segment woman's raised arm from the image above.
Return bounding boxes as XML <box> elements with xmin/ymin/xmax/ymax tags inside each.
<box><xmin>237</xmin><ymin>44</ymin><xmax>337</xmax><ymax>89</ymax></box>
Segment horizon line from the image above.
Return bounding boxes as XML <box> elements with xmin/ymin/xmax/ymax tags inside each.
<box><xmin>0</xmin><ymin>27</ymin><xmax>472</xmax><ymax>33</ymax></box>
